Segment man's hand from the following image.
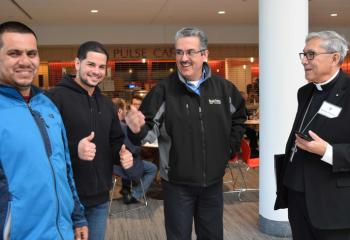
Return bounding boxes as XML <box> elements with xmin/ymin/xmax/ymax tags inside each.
<box><xmin>125</xmin><ymin>105</ymin><xmax>145</xmax><ymax>133</ymax></box>
<box><xmin>295</xmin><ymin>130</ymin><xmax>328</xmax><ymax>156</ymax></box>
<box><xmin>74</xmin><ymin>226</ymin><xmax>88</xmax><ymax>240</ymax></box>
<box><xmin>78</xmin><ymin>132</ymin><xmax>96</xmax><ymax>161</ymax></box>
<box><xmin>119</xmin><ymin>144</ymin><xmax>134</xmax><ymax>169</ymax></box>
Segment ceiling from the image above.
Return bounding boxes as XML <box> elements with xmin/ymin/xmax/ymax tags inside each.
<box><xmin>1</xmin><ymin>0</ymin><xmax>350</xmax><ymax>27</ymax></box>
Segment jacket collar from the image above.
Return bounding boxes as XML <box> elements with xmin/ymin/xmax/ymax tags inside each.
<box><xmin>177</xmin><ymin>62</ymin><xmax>212</xmax><ymax>85</ymax></box>
<box><xmin>0</xmin><ymin>84</ymin><xmax>42</xmax><ymax>102</ymax></box>
<box><xmin>58</xmin><ymin>74</ymin><xmax>101</xmax><ymax>97</ymax></box>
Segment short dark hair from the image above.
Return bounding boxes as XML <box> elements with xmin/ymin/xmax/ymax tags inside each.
<box><xmin>0</xmin><ymin>21</ymin><xmax>37</xmax><ymax>48</ymax></box>
<box><xmin>77</xmin><ymin>41</ymin><xmax>109</xmax><ymax>61</ymax></box>
<box><xmin>132</xmin><ymin>95</ymin><xmax>143</xmax><ymax>102</ymax></box>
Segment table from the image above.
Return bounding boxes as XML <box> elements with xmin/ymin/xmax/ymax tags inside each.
<box><xmin>245</xmin><ymin>119</ymin><xmax>259</xmax><ymax>125</ymax></box>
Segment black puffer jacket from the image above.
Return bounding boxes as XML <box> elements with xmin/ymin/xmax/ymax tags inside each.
<box><xmin>128</xmin><ymin>63</ymin><xmax>246</xmax><ymax>186</ymax></box>
<box><xmin>47</xmin><ymin>75</ymin><xmax>124</xmax><ymax>207</ymax></box>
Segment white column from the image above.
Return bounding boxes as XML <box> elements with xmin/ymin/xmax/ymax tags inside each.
<box><xmin>259</xmin><ymin>0</ymin><xmax>308</xmax><ymax>236</ymax></box>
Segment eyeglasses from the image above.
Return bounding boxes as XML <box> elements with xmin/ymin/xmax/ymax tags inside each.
<box><xmin>299</xmin><ymin>51</ymin><xmax>336</xmax><ymax>61</ymax></box>
<box><xmin>175</xmin><ymin>49</ymin><xmax>206</xmax><ymax>57</ymax></box>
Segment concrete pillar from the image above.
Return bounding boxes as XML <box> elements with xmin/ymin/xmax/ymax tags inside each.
<box><xmin>258</xmin><ymin>0</ymin><xmax>308</xmax><ymax>237</ymax></box>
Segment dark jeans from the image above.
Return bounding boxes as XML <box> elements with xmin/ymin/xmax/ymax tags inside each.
<box><xmin>162</xmin><ymin>180</ymin><xmax>223</xmax><ymax>240</ymax></box>
<box><xmin>84</xmin><ymin>201</ymin><xmax>109</xmax><ymax>240</ymax></box>
<box><xmin>288</xmin><ymin>189</ymin><xmax>350</xmax><ymax>240</ymax></box>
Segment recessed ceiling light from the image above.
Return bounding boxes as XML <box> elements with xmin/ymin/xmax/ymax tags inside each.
<box><xmin>90</xmin><ymin>9</ymin><xmax>99</xmax><ymax>13</ymax></box>
<box><xmin>330</xmin><ymin>13</ymin><xmax>338</xmax><ymax>17</ymax></box>
<box><xmin>218</xmin><ymin>11</ymin><xmax>226</xmax><ymax>15</ymax></box>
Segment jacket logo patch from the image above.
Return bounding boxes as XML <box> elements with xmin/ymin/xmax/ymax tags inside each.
<box><xmin>208</xmin><ymin>99</ymin><xmax>221</xmax><ymax>104</ymax></box>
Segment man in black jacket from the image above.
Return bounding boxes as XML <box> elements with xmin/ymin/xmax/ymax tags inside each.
<box><xmin>126</xmin><ymin>27</ymin><xmax>246</xmax><ymax>240</ymax></box>
<box><xmin>275</xmin><ymin>31</ymin><xmax>350</xmax><ymax>239</ymax></box>
<box><xmin>47</xmin><ymin>41</ymin><xmax>134</xmax><ymax>240</ymax></box>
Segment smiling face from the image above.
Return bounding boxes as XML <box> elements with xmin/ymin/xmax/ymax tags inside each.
<box><xmin>175</xmin><ymin>36</ymin><xmax>208</xmax><ymax>82</ymax></box>
<box><xmin>0</xmin><ymin>32</ymin><xmax>39</xmax><ymax>96</ymax></box>
<box><xmin>75</xmin><ymin>51</ymin><xmax>107</xmax><ymax>95</ymax></box>
<box><xmin>301</xmin><ymin>38</ymin><xmax>340</xmax><ymax>83</ymax></box>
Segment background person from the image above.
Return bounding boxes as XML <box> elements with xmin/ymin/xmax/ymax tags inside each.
<box><xmin>0</xmin><ymin>21</ymin><xmax>88</xmax><ymax>240</ymax></box>
<box><xmin>131</xmin><ymin>95</ymin><xmax>143</xmax><ymax>110</ymax></box>
<box><xmin>47</xmin><ymin>41</ymin><xmax>133</xmax><ymax>240</ymax></box>
<box><xmin>275</xmin><ymin>31</ymin><xmax>350</xmax><ymax>239</ymax></box>
<box><xmin>240</xmin><ymin>91</ymin><xmax>259</xmax><ymax>157</ymax></box>
<box><xmin>113</xmin><ymin>97</ymin><xmax>157</xmax><ymax>204</ymax></box>
<box><xmin>125</xmin><ymin>26</ymin><xmax>246</xmax><ymax>240</ymax></box>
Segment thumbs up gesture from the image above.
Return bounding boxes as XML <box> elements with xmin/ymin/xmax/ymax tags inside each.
<box><xmin>125</xmin><ymin>105</ymin><xmax>145</xmax><ymax>133</ymax></box>
<box><xmin>78</xmin><ymin>132</ymin><xmax>96</xmax><ymax>161</ymax></box>
<box><xmin>119</xmin><ymin>144</ymin><xmax>134</xmax><ymax>169</ymax></box>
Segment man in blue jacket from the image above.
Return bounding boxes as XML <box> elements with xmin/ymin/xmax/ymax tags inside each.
<box><xmin>0</xmin><ymin>21</ymin><xmax>88</xmax><ymax>240</ymax></box>
<box><xmin>126</xmin><ymin>26</ymin><xmax>246</xmax><ymax>240</ymax></box>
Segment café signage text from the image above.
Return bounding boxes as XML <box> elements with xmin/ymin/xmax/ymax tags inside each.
<box><xmin>112</xmin><ymin>47</ymin><xmax>175</xmax><ymax>60</ymax></box>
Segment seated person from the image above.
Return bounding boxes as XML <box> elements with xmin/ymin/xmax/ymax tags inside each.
<box><xmin>113</xmin><ymin>98</ymin><xmax>157</xmax><ymax>204</ymax></box>
<box><xmin>240</xmin><ymin>91</ymin><xmax>259</xmax><ymax>157</ymax></box>
<box><xmin>131</xmin><ymin>95</ymin><xmax>143</xmax><ymax>110</ymax></box>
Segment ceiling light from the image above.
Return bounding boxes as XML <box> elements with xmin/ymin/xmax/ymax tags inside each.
<box><xmin>90</xmin><ymin>9</ymin><xmax>98</xmax><ymax>13</ymax></box>
<box><xmin>141</xmin><ymin>58</ymin><xmax>146</xmax><ymax>63</ymax></box>
<box><xmin>250</xmin><ymin>57</ymin><xmax>254</xmax><ymax>63</ymax></box>
<box><xmin>330</xmin><ymin>13</ymin><xmax>338</xmax><ymax>17</ymax></box>
<box><xmin>218</xmin><ymin>11</ymin><xmax>226</xmax><ymax>15</ymax></box>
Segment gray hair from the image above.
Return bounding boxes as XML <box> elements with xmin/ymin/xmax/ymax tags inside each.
<box><xmin>174</xmin><ymin>27</ymin><xmax>208</xmax><ymax>50</ymax></box>
<box><xmin>306</xmin><ymin>31</ymin><xmax>349</xmax><ymax>64</ymax></box>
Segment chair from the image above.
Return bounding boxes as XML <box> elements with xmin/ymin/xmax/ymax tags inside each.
<box><xmin>108</xmin><ymin>166</ymin><xmax>148</xmax><ymax>216</ymax></box>
<box><xmin>238</xmin><ymin>138</ymin><xmax>259</xmax><ymax>199</ymax></box>
<box><xmin>224</xmin><ymin>153</ymin><xmax>246</xmax><ymax>196</ymax></box>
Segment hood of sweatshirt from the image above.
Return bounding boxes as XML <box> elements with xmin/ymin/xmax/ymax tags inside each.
<box><xmin>57</xmin><ymin>74</ymin><xmax>103</xmax><ymax>113</ymax></box>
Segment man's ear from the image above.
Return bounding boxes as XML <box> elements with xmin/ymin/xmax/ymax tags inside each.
<box><xmin>74</xmin><ymin>58</ymin><xmax>80</xmax><ymax>71</ymax></box>
<box><xmin>332</xmin><ymin>53</ymin><xmax>341</xmax><ymax>66</ymax></box>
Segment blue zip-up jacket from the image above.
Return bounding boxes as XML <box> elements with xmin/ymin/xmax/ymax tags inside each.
<box><xmin>0</xmin><ymin>85</ymin><xmax>87</xmax><ymax>240</ymax></box>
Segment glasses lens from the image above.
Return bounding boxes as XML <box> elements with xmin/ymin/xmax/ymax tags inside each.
<box><xmin>187</xmin><ymin>50</ymin><xmax>197</xmax><ymax>56</ymax></box>
<box><xmin>175</xmin><ymin>50</ymin><xmax>184</xmax><ymax>56</ymax></box>
<box><xmin>306</xmin><ymin>52</ymin><xmax>315</xmax><ymax>60</ymax></box>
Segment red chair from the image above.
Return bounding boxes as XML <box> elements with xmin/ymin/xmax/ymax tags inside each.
<box><xmin>238</xmin><ymin>138</ymin><xmax>259</xmax><ymax>199</ymax></box>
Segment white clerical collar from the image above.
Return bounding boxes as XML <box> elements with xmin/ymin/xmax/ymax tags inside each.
<box><xmin>314</xmin><ymin>69</ymin><xmax>339</xmax><ymax>91</ymax></box>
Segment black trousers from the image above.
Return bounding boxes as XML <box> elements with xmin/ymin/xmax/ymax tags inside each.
<box><xmin>162</xmin><ymin>180</ymin><xmax>223</xmax><ymax>240</ymax></box>
<box><xmin>245</xmin><ymin>127</ymin><xmax>258</xmax><ymax>153</ymax></box>
<box><xmin>288</xmin><ymin>188</ymin><xmax>350</xmax><ymax>240</ymax></box>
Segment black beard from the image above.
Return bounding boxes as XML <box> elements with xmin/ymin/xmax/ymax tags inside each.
<box><xmin>78</xmin><ymin>72</ymin><xmax>98</xmax><ymax>88</ymax></box>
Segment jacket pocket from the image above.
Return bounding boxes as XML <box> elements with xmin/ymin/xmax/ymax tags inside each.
<box><xmin>336</xmin><ymin>177</ymin><xmax>350</xmax><ymax>188</ymax></box>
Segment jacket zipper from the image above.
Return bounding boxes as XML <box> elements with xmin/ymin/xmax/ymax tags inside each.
<box><xmin>28</xmin><ymin>105</ymin><xmax>64</xmax><ymax>240</ymax></box>
<box><xmin>198</xmin><ymin>106</ymin><xmax>207</xmax><ymax>186</ymax></box>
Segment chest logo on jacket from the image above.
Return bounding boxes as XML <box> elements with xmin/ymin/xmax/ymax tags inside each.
<box><xmin>208</xmin><ymin>99</ymin><xmax>221</xmax><ymax>104</ymax></box>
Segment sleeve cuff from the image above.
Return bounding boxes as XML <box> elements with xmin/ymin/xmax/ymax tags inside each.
<box><xmin>321</xmin><ymin>143</ymin><xmax>333</xmax><ymax>165</ymax></box>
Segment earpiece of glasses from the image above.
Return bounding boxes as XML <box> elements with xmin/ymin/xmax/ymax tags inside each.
<box><xmin>175</xmin><ymin>49</ymin><xmax>206</xmax><ymax>57</ymax></box>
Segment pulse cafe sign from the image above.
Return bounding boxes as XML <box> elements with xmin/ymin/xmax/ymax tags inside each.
<box><xmin>111</xmin><ymin>46</ymin><xmax>176</xmax><ymax>60</ymax></box>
